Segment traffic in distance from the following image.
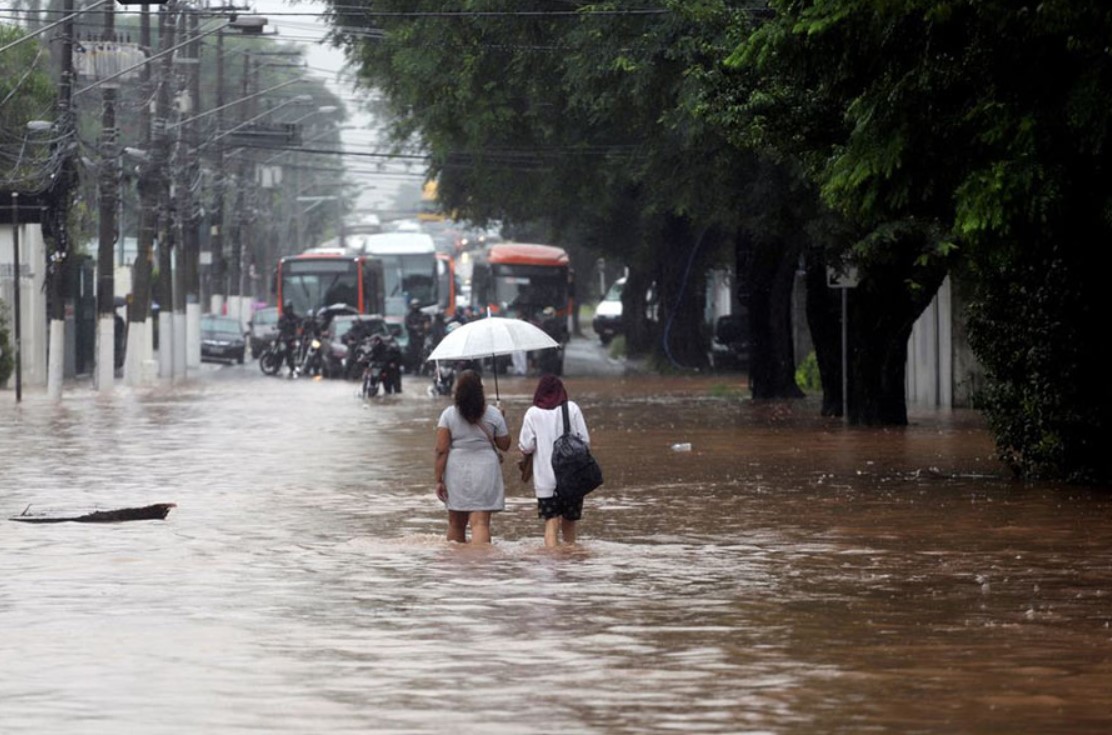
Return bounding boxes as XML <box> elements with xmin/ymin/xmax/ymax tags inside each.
<box><xmin>223</xmin><ymin>218</ymin><xmax>574</xmax><ymax>398</ymax></box>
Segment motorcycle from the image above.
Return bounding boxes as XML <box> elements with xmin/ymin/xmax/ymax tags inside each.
<box><xmin>360</xmin><ymin>335</ymin><xmax>403</xmax><ymax>398</ymax></box>
<box><xmin>427</xmin><ymin>361</ymin><xmax>456</xmax><ymax>397</ymax></box>
<box><xmin>259</xmin><ymin>339</ymin><xmax>293</xmax><ymax>376</ymax></box>
<box><xmin>297</xmin><ymin>314</ymin><xmax>328</xmax><ymax>378</ymax></box>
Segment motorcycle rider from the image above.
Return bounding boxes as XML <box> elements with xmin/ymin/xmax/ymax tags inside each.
<box><xmin>341</xmin><ymin>318</ymin><xmax>375</xmax><ymax>380</ymax></box>
<box><xmin>404</xmin><ymin>298</ymin><xmax>426</xmax><ymax>374</ymax></box>
<box><xmin>430</xmin><ymin>311</ymin><xmax>448</xmax><ymax>350</ymax></box>
<box><xmin>367</xmin><ymin>333</ymin><xmax>404</xmax><ymax>394</ymax></box>
<box><xmin>298</xmin><ymin>309</ymin><xmax>326</xmax><ymax>377</ymax></box>
<box><xmin>277</xmin><ymin>303</ymin><xmax>300</xmax><ymax>377</ymax></box>
<box><xmin>384</xmin><ymin>333</ymin><xmax>404</xmax><ymax>393</ymax></box>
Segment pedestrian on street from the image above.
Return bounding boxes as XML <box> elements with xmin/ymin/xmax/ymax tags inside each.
<box><xmin>517</xmin><ymin>374</ymin><xmax>591</xmax><ymax>547</ymax></box>
<box><xmin>434</xmin><ymin>369</ymin><xmax>510</xmax><ymax>544</ymax></box>
<box><xmin>277</xmin><ymin>303</ymin><xmax>300</xmax><ymax>377</ymax></box>
<box><xmin>430</xmin><ymin>311</ymin><xmax>447</xmax><ymax>349</ymax></box>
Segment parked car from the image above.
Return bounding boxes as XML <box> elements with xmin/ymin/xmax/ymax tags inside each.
<box><xmin>709</xmin><ymin>313</ymin><xmax>749</xmax><ymax>371</ymax></box>
<box><xmin>592</xmin><ymin>277</ymin><xmax>625</xmax><ymax>345</ymax></box>
<box><xmin>201</xmin><ymin>315</ymin><xmax>246</xmax><ymax>364</ymax></box>
<box><xmin>247</xmin><ymin>306</ymin><xmax>279</xmax><ymax>359</ymax></box>
<box><xmin>331</xmin><ymin>314</ymin><xmax>390</xmax><ymax>344</ymax></box>
<box><xmin>328</xmin><ymin>314</ymin><xmax>391</xmax><ymax>376</ymax></box>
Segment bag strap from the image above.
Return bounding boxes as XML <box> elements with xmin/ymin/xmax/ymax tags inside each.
<box><xmin>476</xmin><ymin>418</ymin><xmax>501</xmax><ymax>456</ymax></box>
<box><xmin>560</xmin><ymin>401</ymin><xmax>571</xmax><ymax>436</ymax></box>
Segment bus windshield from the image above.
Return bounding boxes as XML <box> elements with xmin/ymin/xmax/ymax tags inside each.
<box><xmin>281</xmin><ymin>258</ymin><xmax>359</xmax><ymax>315</ymax></box>
<box><xmin>492</xmin><ymin>264</ymin><xmax>567</xmax><ymax>317</ymax></box>
<box><xmin>381</xmin><ymin>253</ymin><xmax>437</xmax><ymax>316</ymax></box>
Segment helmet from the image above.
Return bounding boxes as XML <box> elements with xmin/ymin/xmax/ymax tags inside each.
<box><xmin>410</xmin><ymin>298</ymin><xmax>420</xmax><ymax>308</ymax></box>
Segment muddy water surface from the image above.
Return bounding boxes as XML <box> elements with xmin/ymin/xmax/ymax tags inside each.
<box><xmin>2</xmin><ymin>370</ymin><xmax>1110</xmax><ymax>734</ymax></box>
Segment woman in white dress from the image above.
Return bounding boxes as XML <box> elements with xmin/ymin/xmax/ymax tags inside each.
<box><xmin>435</xmin><ymin>370</ymin><xmax>510</xmax><ymax>543</ymax></box>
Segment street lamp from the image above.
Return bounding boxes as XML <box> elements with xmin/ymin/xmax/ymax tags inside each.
<box><xmin>289</xmin><ymin>105</ymin><xmax>338</xmax><ymax>123</ymax></box>
<box><xmin>228</xmin><ymin>15</ymin><xmax>267</xmax><ymax>33</ymax></box>
<box><xmin>205</xmin><ymin>93</ymin><xmax>314</xmax><ymax>147</ymax></box>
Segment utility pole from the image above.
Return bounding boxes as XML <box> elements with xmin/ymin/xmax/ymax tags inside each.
<box><xmin>126</xmin><ymin>2</ymin><xmax>157</xmax><ymax>387</ymax></box>
<box><xmin>170</xmin><ymin>5</ymin><xmax>188</xmax><ymax>381</ymax></box>
<box><xmin>182</xmin><ymin>7</ymin><xmax>201</xmax><ymax>371</ymax></box>
<box><xmin>155</xmin><ymin>4</ymin><xmax>177</xmax><ymax>380</ymax></box>
<box><xmin>211</xmin><ymin>27</ymin><xmax>226</xmax><ymax>314</ymax></box>
<box><xmin>45</xmin><ymin>0</ymin><xmax>77</xmax><ymax>400</ymax></box>
<box><xmin>95</xmin><ymin>0</ymin><xmax>119</xmax><ymax>391</ymax></box>
<box><xmin>229</xmin><ymin>52</ymin><xmax>250</xmax><ymax>323</ymax></box>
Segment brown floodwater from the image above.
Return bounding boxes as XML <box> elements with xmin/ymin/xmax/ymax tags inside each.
<box><xmin>1</xmin><ymin>368</ymin><xmax>1110</xmax><ymax>734</ymax></box>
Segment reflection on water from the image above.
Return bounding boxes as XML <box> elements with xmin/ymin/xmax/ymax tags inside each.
<box><xmin>2</xmin><ymin>372</ymin><xmax>1111</xmax><ymax>734</ymax></box>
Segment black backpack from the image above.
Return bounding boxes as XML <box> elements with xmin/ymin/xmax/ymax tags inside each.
<box><xmin>551</xmin><ymin>402</ymin><xmax>603</xmax><ymax>502</ymax></box>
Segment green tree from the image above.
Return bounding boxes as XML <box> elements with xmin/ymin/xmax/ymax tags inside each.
<box><xmin>327</xmin><ymin>1</ymin><xmax>745</xmax><ymax>369</ymax></box>
<box><xmin>696</xmin><ymin>1</ymin><xmax>953</xmax><ymax>423</ymax></box>
<box><xmin>720</xmin><ymin>1</ymin><xmax>1111</xmax><ymax>480</ymax></box>
<box><xmin>1</xmin><ymin>24</ymin><xmax>57</xmax><ymax>191</ymax></box>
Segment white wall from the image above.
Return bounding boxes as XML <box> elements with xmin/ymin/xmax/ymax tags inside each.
<box><xmin>906</xmin><ymin>275</ymin><xmax>954</xmax><ymax>408</ymax></box>
<box><xmin>0</xmin><ymin>223</ymin><xmax>48</xmax><ymax>387</ymax></box>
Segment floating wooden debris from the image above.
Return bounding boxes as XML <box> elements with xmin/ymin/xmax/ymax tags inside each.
<box><xmin>9</xmin><ymin>503</ymin><xmax>176</xmax><ymax>524</ymax></box>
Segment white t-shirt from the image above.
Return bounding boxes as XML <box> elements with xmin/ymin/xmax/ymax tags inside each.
<box><xmin>518</xmin><ymin>401</ymin><xmax>590</xmax><ymax>498</ymax></box>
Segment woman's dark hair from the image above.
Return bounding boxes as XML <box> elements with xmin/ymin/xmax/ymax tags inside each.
<box><xmin>454</xmin><ymin>369</ymin><xmax>486</xmax><ymax>423</ymax></box>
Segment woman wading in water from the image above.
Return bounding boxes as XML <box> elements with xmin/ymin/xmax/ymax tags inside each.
<box><xmin>434</xmin><ymin>370</ymin><xmax>510</xmax><ymax>543</ymax></box>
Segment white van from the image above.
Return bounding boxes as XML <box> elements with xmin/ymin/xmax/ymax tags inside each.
<box><xmin>591</xmin><ymin>277</ymin><xmax>624</xmax><ymax>345</ymax></box>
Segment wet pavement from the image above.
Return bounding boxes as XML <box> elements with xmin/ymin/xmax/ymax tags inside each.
<box><xmin>2</xmin><ymin>343</ymin><xmax>1111</xmax><ymax>734</ymax></box>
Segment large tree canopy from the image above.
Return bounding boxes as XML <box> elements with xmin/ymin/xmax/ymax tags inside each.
<box><xmin>722</xmin><ymin>0</ymin><xmax>1112</xmax><ymax>481</ymax></box>
<box><xmin>327</xmin><ymin>1</ymin><xmax>765</xmax><ymax>367</ymax></box>
<box><xmin>325</xmin><ymin>1</ymin><xmax>1112</xmax><ymax>481</ymax></box>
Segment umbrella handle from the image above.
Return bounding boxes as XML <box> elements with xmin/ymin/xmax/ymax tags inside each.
<box><xmin>492</xmin><ymin>352</ymin><xmax>500</xmax><ymax>403</ymax></box>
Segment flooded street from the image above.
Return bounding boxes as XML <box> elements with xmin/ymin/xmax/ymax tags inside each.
<box><xmin>2</xmin><ymin>361</ymin><xmax>1111</xmax><ymax>734</ymax></box>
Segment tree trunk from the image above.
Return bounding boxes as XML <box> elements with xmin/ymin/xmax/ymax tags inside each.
<box><xmin>847</xmin><ymin>251</ymin><xmax>947</xmax><ymax>425</ymax></box>
<box><xmin>622</xmin><ymin>264</ymin><xmax>654</xmax><ymax>356</ymax></box>
<box><xmin>655</xmin><ymin>215</ymin><xmax>710</xmax><ymax>369</ymax></box>
<box><xmin>743</xmin><ymin>232</ymin><xmax>804</xmax><ymax>399</ymax></box>
<box><xmin>804</xmin><ymin>247</ymin><xmax>843</xmax><ymax>416</ymax></box>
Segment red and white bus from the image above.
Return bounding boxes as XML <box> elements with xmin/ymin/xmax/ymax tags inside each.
<box><xmin>470</xmin><ymin>243</ymin><xmax>570</xmax><ymax>322</ymax></box>
<box><xmin>274</xmin><ymin>252</ymin><xmax>385</xmax><ymax>318</ymax></box>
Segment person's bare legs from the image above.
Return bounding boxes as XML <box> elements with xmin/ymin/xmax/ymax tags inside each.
<box><xmin>544</xmin><ymin>517</ymin><xmax>560</xmax><ymax>548</ymax></box>
<box><xmin>560</xmin><ymin>518</ymin><xmax>577</xmax><ymax>545</ymax></box>
<box><xmin>447</xmin><ymin>510</ymin><xmax>469</xmax><ymax>543</ymax></box>
<box><xmin>470</xmin><ymin>511</ymin><xmax>493</xmax><ymax>544</ymax></box>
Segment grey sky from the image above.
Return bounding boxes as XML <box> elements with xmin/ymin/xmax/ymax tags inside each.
<box><xmin>248</xmin><ymin>0</ymin><xmax>412</xmax><ymax>211</ymax></box>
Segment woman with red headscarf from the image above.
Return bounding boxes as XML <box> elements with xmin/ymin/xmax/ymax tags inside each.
<box><xmin>518</xmin><ymin>374</ymin><xmax>592</xmax><ymax>547</ymax></box>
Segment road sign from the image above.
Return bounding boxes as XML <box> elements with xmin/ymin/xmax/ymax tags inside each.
<box><xmin>827</xmin><ymin>265</ymin><xmax>859</xmax><ymax>289</ymax></box>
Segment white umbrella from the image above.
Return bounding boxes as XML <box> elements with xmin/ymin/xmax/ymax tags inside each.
<box><xmin>426</xmin><ymin>316</ymin><xmax>559</xmax><ymax>400</ymax></box>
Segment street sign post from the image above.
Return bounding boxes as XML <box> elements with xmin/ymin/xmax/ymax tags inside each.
<box><xmin>827</xmin><ymin>265</ymin><xmax>859</xmax><ymax>421</ymax></box>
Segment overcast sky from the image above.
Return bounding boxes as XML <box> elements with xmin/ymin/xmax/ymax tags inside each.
<box><xmin>248</xmin><ymin>0</ymin><xmax>414</xmax><ymax>211</ymax></box>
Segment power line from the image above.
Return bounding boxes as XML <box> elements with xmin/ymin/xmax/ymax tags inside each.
<box><xmin>0</xmin><ymin>5</ymin><xmax>670</xmax><ymax>14</ymax></box>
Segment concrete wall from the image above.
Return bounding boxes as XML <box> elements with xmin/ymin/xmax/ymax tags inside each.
<box><xmin>0</xmin><ymin>223</ymin><xmax>48</xmax><ymax>387</ymax></box>
<box><xmin>906</xmin><ymin>275</ymin><xmax>984</xmax><ymax>409</ymax></box>
<box><xmin>906</xmin><ymin>276</ymin><xmax>953</xmax><ymax>407</ymax></box>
